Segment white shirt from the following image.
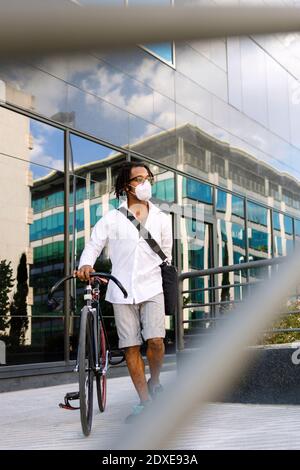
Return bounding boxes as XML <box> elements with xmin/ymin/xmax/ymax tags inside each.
<box><xmin>78</xmin><ymin>199</ymin><xmax>173</xmax><ymax>304</ymax></box>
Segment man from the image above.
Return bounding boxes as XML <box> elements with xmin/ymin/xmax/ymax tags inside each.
<box><xmin>75</xmin><ymin>161</ymin><xmax>173</xmax><ymax>422</ymax></box>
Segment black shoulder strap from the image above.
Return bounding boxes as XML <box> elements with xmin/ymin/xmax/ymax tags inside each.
<box><xmin>117</xmin><ymin>206</ymin><xmax>167</xmax><ymax>263</ymax></box>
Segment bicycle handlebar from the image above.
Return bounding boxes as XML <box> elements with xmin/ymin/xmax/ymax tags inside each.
<box><xmin>48</xmin><ymin>272</ymin><xmax>128</xmax><ymax>300</ymax></box>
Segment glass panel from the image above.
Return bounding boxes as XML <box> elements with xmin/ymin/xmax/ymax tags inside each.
<box><xmin>175</xmin><ymin>73</ymin><xmax>212</xmax><ymax>121</ymax></box>
<box><xmin>247</xmin><ymin>200</ymin><xmax>272</xmax><ymax>280</ymax></box>
<box><xmin>247</xmin><ymin>201</ymin><xmax>268</xmax><ymax>227</ymax></box>
<box><xmin>0</xmin><ymin>115</ymin><xmax>66</xmax><ymax>365</ymax></box>
<box><xmin>66</xmin><ymin>84</ymin><xmax>129</xmax><ymax>148</ymax></box>
<box><xmin>288</xmin><ymin>75</ymin><xmax>300</xmax><ymax>149</ymax></box>
<box><xmin>67</xmin><ymin>54</ymin><xmax>155</xmax><ymax>123</ymax></box>
<box><xmin>226</xmin><ymin>37</ymin><xmax>243</xmax><ymax>110</ymax></box>
<box><xmin>0</xmin><ymin>108</ymin><xmax>64</xmax><ymax>173</ymax></box>
<box><xmin>240</xmin><ymin>37</ymin><xmax>268</xmax><ymax>127</ymax></box>
<box><xmin>1</xmin><ymin>317</ymin><xmax>64</xmax><ymax>365</ymax></box>
<box><xmin>180</xmin><ymin>218</ymin><xmax>212</xmax><ymax>338</ymax></box>
<box><xmin>153</xmin><ymin>91</ymin><xmax>176</xmax><ymax>131</ymax></box>
<box><xmin>295</xmin><ymin>219</ymin><xmax>300</xmax><ymax>237</ymax></box>
<box><xmin>216</xmin><ymin>189</ymin><xmax>246</xmax><ymax>304</ymax></box>
<box><xmin>295</xmin><ymin>219</ymin><xmax>300</xmax><ymax>252</ymax></box>
<box><xmin>70</xmin><ymin>133</ymin><xmax>117</xmax><ymax>172</ymax></box>
<box><xmin>176</xmin><ymin>42</ymin><xmax>227</xmax><ymax>101</ymax></box>
<box><xmin>142</xmin><ymin>43</ymin><xmax>174</xmax><ymax>66</ymax></box>
<box><xmin>130</xmin><ymin>0</ymin><xmax>174</xmax><ymax>66</ymax></box>
<box><xmin>30</xmin><ymin>119</ymin><xmax>64</xmax><ymax>172</ymax></box>
<box><xmin>97</xmin><ymin>45</ymin><xmax>175</xmax><ymax>100</ymax></box>
<box><xmin>129</xmin><ymin>114</ymin><xmax>167</xmax><ymax>149</ymax></box>
<box><xmin>187</xmin><ymin>37</ymin><xmax>227</xmax><ymax>71</ymax></box>
<box><xmin>273</xmin><ymin>211</ymin><xmax>294</xmax><ymax>257</ymax></box>
<box><xmin>266</xmin><ymin>54</ymin><xmax>290</xmax><ymax>141</ymax></box>
<box><xmin>181</xmin><ymin>176</ymin><xmax>213</xmax><ymax>216</ymax></box>
<box><xmin>69</xmin><ymin>136</ymin><xmax>128</xmax><ymax>350</ymax></box>
<box><xmin>216</xmin><ymin>189</ymin><xmax>244</xmax><ymax>220</ymax></box>
<box><xmin>69</xmin><ymin>138</ymin><xmax>127</xmax><ymax>277</ymax></box>
<box><xmin>0</xmin><ymin>63</ymin><xmax>68</xmax><ymax>120</ymax></box>
<box><xmin>152</xmin><ymin>173</ymin><xmax>175</xmax><ymax>202</ymax></box>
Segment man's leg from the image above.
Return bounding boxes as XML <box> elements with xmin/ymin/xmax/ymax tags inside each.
<box><xmin>146</xmin><ymin>338</ymin><xmax>165</xmax><ymax>386</ymax></box>
<box><xmin>124</xmin><ymin>345</ymin><xmax>149</xmax><ymax>403</ymax></box>
<box><xmin>141</xmin><ymin>293</ymin><xmax>166</xmax><ymax>387</ymax></box>
<box><xmin>113</xmin><ymin>303</ymin><xmax>149</xmax><ymax>403</ymax></box>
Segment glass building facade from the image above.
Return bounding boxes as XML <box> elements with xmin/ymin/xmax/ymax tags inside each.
<box><xmin>1</xmin><ymin>0</ymin><xmax>300</xmax><ymax>372</ymax></box>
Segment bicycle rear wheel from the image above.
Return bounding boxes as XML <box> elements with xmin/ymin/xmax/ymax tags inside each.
<box><xmin>79</xmin><ymin>307</ymin><xmax>94</xmax><ymax>436</ymax></box>
<box><xmin>96</xmin><ymin>324</ymin><xmax>107</xmax><ymax>412</ymax></box>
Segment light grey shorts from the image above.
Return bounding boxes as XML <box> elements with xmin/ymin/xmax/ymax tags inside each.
<box><xmin>112</xmin><ymin>292</ymin><xmax>165</xmax><ymax>348</ymax></box>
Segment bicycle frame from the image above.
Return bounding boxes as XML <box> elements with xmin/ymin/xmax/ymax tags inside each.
<box><xmin>49</xmin><ymin>272</ymin><xmax>127</xmax><ymax>422</ymax></box>
<box><xmin>48</xmin><ymin>271</ymin><xmax>128</xmax><ymax>371</ymax></box>
<box><xmin>73</xmin><ymin>283</ymin><xmax>106</xmax><ymax>375</ymax></box>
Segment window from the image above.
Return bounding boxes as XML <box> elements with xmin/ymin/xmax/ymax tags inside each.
<box><xmin>70</xmin><ymin>134</ymin><xmax>116</xmax><ymax>172</ymax></box>
<box><xmin>216</xmin><ymin>190</ymin><xmax>244</xmax><ymax>220</ymax></box>
<box><xmin>295</xmin><ymin>219</ymin><xmax>300</xmax><ymax>238</ymax></box>
<box><xmin>141</xmin><ymin>42</ymin><xmax>174</xmax><ymax>66</ymax></box>
<box><xmin>180</xmin><ymin>218</ymin><xmax>211</xmax><ymax>307</ymax></box>
<box><xmin>247</xmin><ymin>201</ymin><xmax>271</xmax><ymax>262</ymax></box>
<box><xmin>247</xmin><ymin>201</ymin><xmax>268</xmax><ymax>227</ymax></box>
<box><xmin>0</xmin><ymin>108</ymin><xmax>66</xmax><ymax>365</ymax></box>
<box><xmin>183</xmin><ymin>177</ymin><xmax>213</xmax><ymax>205</ymax></box>
<box><xmin>272</xmin><ymin>211</ymin><xmax>294</xmax><ymax>257</ymax></box>
<box><xmin>90</xmin><ymin>203</ymin><xmax>103</xmax><ymax>227</ymax></box>
<box><xmin>273</xmin><ymin>212</ymin><xmax>293</xmax><ymax>236</ymax></box>
<box><xmin>128</xmin><ymin>0</ymin><xmax>175</xmax><ymax>66</ymax></box>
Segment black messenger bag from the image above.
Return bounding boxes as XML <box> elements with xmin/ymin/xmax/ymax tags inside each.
<box><xmin>118</xmin><ymin>207</ymin><xmax>178</xmax><ymax>316</ymax></box>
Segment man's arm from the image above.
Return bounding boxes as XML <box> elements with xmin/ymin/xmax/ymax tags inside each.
<box><xmin>76</xmin><ymin>216</ymin><xmax>108</xmax><ymax>281</ymax></box>
<box><xmin>161</xmin><ymin>213</ymin><xmax>173</xmax><ymax>263</ymax></box>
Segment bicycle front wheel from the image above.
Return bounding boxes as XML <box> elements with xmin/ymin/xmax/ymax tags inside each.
<box><xmin>79</xmin><ymin>307</ymin><xmax>94</xmax><ymax>436</ymax></box>
<box><xmin>96</xmin><ymin>324</ymin><xmax>107</xmax><ymax>412</ymax></box>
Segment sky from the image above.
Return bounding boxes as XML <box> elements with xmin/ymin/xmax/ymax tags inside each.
<box><xmin>29</xmin><ymin>119</ymin><xmax>115</xmax><ymax>180</ymax></box>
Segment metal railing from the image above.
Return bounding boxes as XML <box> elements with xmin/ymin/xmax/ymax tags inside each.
<box><xmin>176</xmin><ymin>256</ymin><xmax>300</xmax><ymax>352</ymax></box>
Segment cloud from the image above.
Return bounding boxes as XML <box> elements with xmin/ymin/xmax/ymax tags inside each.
<box><xmin>30</xmin><ymin>133</ymin><xmax>64</xmax><ymax>171</ymax></box>
<box><xmin>71</xmin><ymin>55</ymin><xmax>176</xmax><ymax>143</ymax></box>
<box><xmin>3</xmin><ymin>63</ymin><xmax>67</xmax><ymax>118</ymax></box>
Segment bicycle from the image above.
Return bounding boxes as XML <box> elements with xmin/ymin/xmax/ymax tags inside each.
<box><xmin>48</xmin><ymin>272</ymin><xmax>128</xmax><ymax>436</ymax></box>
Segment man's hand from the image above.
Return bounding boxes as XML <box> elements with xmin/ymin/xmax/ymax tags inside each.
<box><xmin>74</xmin><ymin>265</ymin><xmax>95</xmax><ymax>282</ymax></box>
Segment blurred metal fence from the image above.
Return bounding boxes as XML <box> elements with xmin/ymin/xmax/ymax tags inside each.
<box><xmin>176</xmin><ymin>256</ymin><xmax>300</xmax><ymax>353</ymax></box>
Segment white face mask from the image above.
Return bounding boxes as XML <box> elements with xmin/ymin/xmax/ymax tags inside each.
<box><xmin>130</xmin><ymin>180</ymin><xmax>152</xmax><ymax>201</ymax></box>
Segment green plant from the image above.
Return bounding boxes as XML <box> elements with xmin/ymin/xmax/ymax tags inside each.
<box><xmin>8</xmin><ymin>253</ymin><xmax>29</xmax><ymax>347</ymax></box>
<box><xmin>263</xmin><ymin>302</ymin><xmax>300</xmax><ymax>344</ymax></box>
<box><xmin>0</xmin><ymin>259</ymin><xmax>14</xmax><ymax>333</ymax></box>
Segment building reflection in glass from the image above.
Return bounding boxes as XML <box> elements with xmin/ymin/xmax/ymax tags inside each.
<box><xmin>2</xmin><ymin>103</ymin><xmax>300</xmax><ymax>365</ymax></box>
<box><xmin>216</xmin><ymin>190</ymin><xmax>246</xmax><ymax>309</ymax></box>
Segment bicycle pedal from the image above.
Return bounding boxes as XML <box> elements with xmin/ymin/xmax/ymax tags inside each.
<box><xmin>59</xmin><ymin>391</ymin><xmax>80</xmax><ymax>410</ymax></box>
<box><xmin>59</xmin><ymin>403</ymin><xmax>80</xmax><ymax>411</ymax></box>
<box><xmin>65</xmin><ymin>391</ymin><xmax>80</xmax><ymax>400</ymax></box>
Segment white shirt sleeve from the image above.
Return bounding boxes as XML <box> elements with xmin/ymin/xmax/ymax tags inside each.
<box><xmin>78</xmin><ymin>216</ymin><xmax>109</xmax><ymax>269</ymax></box>
<box><xmin>161</xmin><ymin>213</ymin><xmax>173</xmax><ymax>263</ymax></box>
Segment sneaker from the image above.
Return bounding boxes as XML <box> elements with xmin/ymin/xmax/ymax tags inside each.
<box><xmin>125</xmin><ymin>401</ymin><xmax>151</xmax><ymax>424</ymax></box>
<box><xmin>147</xmin><ymin>378</ymin><xmax>163</xmax><ymax>400</ymax></box>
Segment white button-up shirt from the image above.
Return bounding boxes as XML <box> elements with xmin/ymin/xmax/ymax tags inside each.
<box><xmin>78</xmin><ymin>199</ymin><xmax>173</xmax><ymax>304</ymax></box>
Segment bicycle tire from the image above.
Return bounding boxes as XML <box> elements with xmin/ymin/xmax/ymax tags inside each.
<box><xmin>79</xmin><ymin>307</ymin><xmax>94</xmax><ymax>436</ymax></box>
<box><xmin>96</xmin><ymin>324</ymin><xmax>107</xmax><ymax>412</ymax></box>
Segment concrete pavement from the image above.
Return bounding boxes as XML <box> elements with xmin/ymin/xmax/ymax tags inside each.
<box><xmin>1</xmin><ymin>371</ymin><xmax>300</xmax><ymax>450</ymax></box>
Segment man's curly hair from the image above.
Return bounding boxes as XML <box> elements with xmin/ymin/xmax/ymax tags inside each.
<box><xmin>115</xmin><ymin>161</ymin><xmax>154</xmax><ymax>199</ymax></box>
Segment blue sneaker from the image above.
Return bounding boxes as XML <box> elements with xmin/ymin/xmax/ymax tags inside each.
<box><xmin>147</xmin><ymin>378</ymin><xmax>163</xmax><ymax>400</ymax></box>
<box><xmin>125</xmin><ymin>401</ymin><xmax>151</xmax><ymax>424</ymax></box>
